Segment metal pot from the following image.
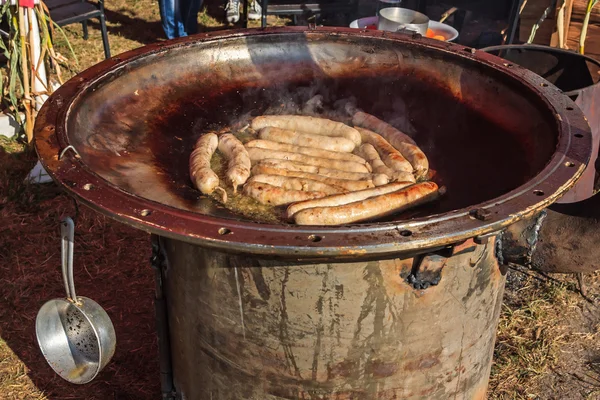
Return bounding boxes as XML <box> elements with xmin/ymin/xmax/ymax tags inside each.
<box><xmin>34</xmin><ymin>27</ymin><xmax>591</xmax><ymax>260</ymax></box>
<box><xmin>377</xmin><ymin>7</ymin><xmax>430</xmax><ymax>35</ymax></box>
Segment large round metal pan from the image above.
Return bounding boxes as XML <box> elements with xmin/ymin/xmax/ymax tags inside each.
<box><xmin>34</xmin><ymin>27</ymin><xmax>592</xmax><ymax>260</ymax></box>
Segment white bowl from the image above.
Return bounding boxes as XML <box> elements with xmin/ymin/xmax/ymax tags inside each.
<box><xmin>349</xmin><ymin>16</ymin><xmax>459</xmax><ymax>42</ymax></box>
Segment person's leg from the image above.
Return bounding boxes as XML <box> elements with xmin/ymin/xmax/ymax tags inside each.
<box><xmin>159</xmin><ymin>0</ymin><xmax>186</xmax><ymax>39</ymax></box>
<box><xmin>182</xmin><ymin>0</ymin><xmax>202</xmax><ymax>35</ymax></box>
<box><xmin>158</xmin><ymin>0</ymin><xmax>176</xmax><ymax>39</ymax></box>
<box><xmin>173</xmin><ymin>0</ymin><xmax>187</xmax><ymax>37</ymax></box>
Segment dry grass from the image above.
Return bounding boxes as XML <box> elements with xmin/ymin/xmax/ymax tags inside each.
<box><xmin>0</xmin><ymin>338</ymin><xmax>45</xmax><ymax>400</ymax></box>
<box><xmin>489</xmin><ymin>268</ymin><xmax>600</xmax><ymax>399</ymax></box>
<box><xmin>489</xmin><ymin>275</ymin><xmax>573</xmax><ymax>398</ymax></box>
<box><xmin>50</xmin><ymin>0</ymin><xmax>292</xmax><ymax>79</ymax></box>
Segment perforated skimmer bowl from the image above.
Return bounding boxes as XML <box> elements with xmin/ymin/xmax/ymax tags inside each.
<box><xmin>35</xmin><ymin>217</ymin><xmax>116</xmax><ymax>384</ymax></box>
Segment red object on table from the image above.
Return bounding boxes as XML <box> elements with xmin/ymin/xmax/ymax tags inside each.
<box><xmin>19</xmin><ymin>0</ymin><xmax>35</xmax><ymax>8</ymax></box>
<box><xmin>366</xmin><ymin>24</ymin><xmax>377</xmax><ymax>30</ymax></box>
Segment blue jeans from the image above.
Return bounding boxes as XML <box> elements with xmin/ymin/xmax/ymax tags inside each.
<box><xmin>159</xmin><ymin>0</ymin><xmax>202</xmax><ymax>39</ymax></box>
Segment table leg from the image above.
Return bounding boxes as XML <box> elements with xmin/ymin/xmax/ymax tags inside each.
<box><xmin>261</xmin><ymin>0</ymin><xmax>268</xmax><ymax>28</ymax></box>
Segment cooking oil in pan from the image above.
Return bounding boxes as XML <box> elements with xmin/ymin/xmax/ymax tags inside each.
<box><xmin>148</xmin><ymin>74</ymin><xmax>533</xmax><ymax>224</ymax></box>
<box><xmin>210</xmin><ymin>140</ymin><xmax>285</xmax><ymax>225</ymax></box>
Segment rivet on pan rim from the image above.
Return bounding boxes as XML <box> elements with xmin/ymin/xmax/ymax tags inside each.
<box><xmin>218</xmin><ymin>228</ymin><xmax>232</xmax><ymax>235</ymax></box>
<box><xmin>308</xmin><ymin>235</ymin><xmax>322</xmax><ymax>242</ymax></box>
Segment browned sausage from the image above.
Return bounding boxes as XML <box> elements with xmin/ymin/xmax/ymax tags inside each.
<box><xmin>355</xmin><ymin>143</ymin><xmax>395</xmax><ymax>177</ymax></box>
<box><xmin>255</xmin><ymin>159</ymin><xmax>389</xmax><ymax>186</ymax></box>
<box><xmin>245</xmin><ymin>139</ymin><xmax>369</xmax><ymax>167</ymax></box>
<box><xmin>246</xmin><ymin>147</ymin><xmax>371</xmax><ymax>173</ymax></box>
<box><xmin>355</xmin><ymin>143</ymin><xmax>415</xmax><ymax>183</ymax></box>
<box><xmin>293</xmin><ymin>181</ymin><xmax>440</xmax><ymax>225</ymax></box>
<box><xmin>243</xmin><ymin>181</ymin><xmax>327</xmax><ymax>206</ymax></box>
<box><xmin>248</xmin><ymin>174</ymin><xmax>344</xmax><ymax>195</ymax></box>
<box><xmin>251</xmin><ymin>115</ymin><xmax>362</xmax><ymax>146</ymax></box>
<box><xmin>353</xmin><ymin>111</ymin><xmax>429</xmax><ymax>178</ymax></box>
<box><xmin>251</xmin><ymin>164</ymin><xmax>375</xmax><ymax>191</ymax></box>
<box><xmin>356</xmin><ymin>127</ymin><xmax>413</xmax><ymax>173</ymax></box>
<box><xmin>255</xmin><ymin>159</ymin><xmax>376</xmax><ymax>181</ymax></box>
<box><xmin>189</xmin><ymin>133</ymin><xmax>227</xmax><ymax>201</ymax></box>
<box><xmin>259</xmin><ymin>127</ymin><xmax>356</xmax><ymax>153</ymax></box>
<box><xmin>218</xmin><ymin>133</ymin><xmax>251</xmax><ymax>193</ymax></box>
<box><xmin>286</xmin><ymin>181</ymin><xmax>415</xmax><ymax>219</ymax></box>
<box><xmin>395</xmin><ymin>141</ymin><xmax>429</xmax><ymax>179</ymax></box>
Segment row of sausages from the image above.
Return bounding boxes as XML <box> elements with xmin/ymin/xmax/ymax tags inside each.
<box><xmin>189</xmin><ymin>112</ymin><xmax>441</xmax><ymax>225</ymax></box>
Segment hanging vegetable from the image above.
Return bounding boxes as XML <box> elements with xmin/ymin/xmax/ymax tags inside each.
<box><xmin>579</xmin><ymin>0</ymin><xmax>599</xmax><ymax>54</ymax></box>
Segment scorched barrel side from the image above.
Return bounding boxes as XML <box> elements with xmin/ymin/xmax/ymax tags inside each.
<box><xmin>160</xmin><ymin>237</ymin><xmax>504</xmax><ymax>399</ymax></box>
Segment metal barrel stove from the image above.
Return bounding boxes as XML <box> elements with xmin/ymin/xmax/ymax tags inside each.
<box><xmin>34</xmin><ymin>28</ymin><xmax>592</xmax><ymax>399</ymax></box>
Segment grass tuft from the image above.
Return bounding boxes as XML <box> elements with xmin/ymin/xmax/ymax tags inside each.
<box><xmin>489</xmin><ymin>271</ymin><xmax>591</xmax><ymax>399</ymax></box>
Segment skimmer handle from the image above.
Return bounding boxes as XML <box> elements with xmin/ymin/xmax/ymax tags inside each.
<box><xmin>60</xmin><ymin>217</ymin><xmax>77</xmax><ymax>302</ymax></box>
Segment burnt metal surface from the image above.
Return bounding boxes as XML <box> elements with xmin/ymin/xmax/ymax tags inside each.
<box><xmin>160</xmin><ymin>236</ymin><xmax>505</xmax><ymax>399</ymax></box>
<box><xmin>34</xmin><ymin>27</ymin><xmax>592</xmax><ymax>259</ymax></box>
<box><xmin>503</xmin><ymin>193</ymin><xmax>600</xmax><ymax>274</ymax></box>
<box><xmin>501</xmin><ymin>210</ymin><xmax>547</xmax><ymax>266</ymax></box>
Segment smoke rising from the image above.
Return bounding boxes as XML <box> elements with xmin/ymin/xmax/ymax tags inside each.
<box><xmin>226</xmin><ymin>80</ymin><xmax>417</xmax><ymax>142</ymax></box>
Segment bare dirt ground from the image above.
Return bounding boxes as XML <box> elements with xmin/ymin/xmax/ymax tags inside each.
<box><xmin>1</xmin><ymin>0</ymin><xmax>600</xmax><ymax>398</ymax></box>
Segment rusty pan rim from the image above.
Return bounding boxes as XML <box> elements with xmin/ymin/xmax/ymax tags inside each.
<box><xmin>34</xmin><ymin>27</ymin><xmax>592</xmax><ymax>260</ymax></box>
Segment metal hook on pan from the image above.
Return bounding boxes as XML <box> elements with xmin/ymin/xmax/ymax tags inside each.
<box><xmin>59</xmin><ymin>145</ymin><xmax>81</xmax><ymax>161</ymax></box>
